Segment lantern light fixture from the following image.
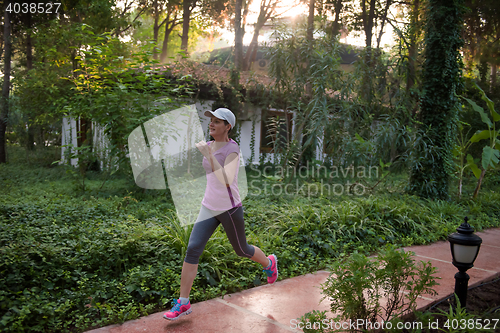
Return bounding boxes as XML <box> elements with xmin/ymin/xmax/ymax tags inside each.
<box><xmin>447</xmin><ymin>216</ymin><xmax>482</xmax><ymax>309</ymax></box>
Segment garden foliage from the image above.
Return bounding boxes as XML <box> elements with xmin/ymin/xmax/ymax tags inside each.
<box><xmin>322</xmin><ymin>245</ymin><xmax>438</xmax><ymax>326</ymax></box>
<box><xmin>298</xmin><ymin>245</ymin><xmax>439</xmax><ymax>332</ymax></box>
<box><xmin>461</xmin><ymin>84</ymin><xmax>500</xmax><ymax>198</ymax></box>
<box><xmin>1</xmin><ymin>145</ymin><xmax>499</xmax><ymax>332</ymax></box>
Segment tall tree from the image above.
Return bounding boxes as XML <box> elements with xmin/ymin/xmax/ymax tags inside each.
<box><xmin>234</xmin><ymin>0</ymin><xmax>244</xmax><ymax>71</ymax></box>
<box><xmin>242</xmin><ymin>0</ymin><xmax>277</xmax><ymax>70</ymax></box>
<box><xmin>360</xmin><ymin>0</ymin><xmax>376</xmax><ymax>48</ymax></box>
<box><xmin>375</xmin><ymin>0</ymin><xmax>391</xmax><ymax>49</ymax></box>
<box><xmin>151</xmin><ymin>0</ymin><xmax>165</xmax><ymax>60</ymax></box>
<box><xmin>160</xmin><ymin>0</ymin><xmax>182</xmax><ymax>62</ymax></box>
<box><xmin>180</xmin><ymin>0</ymin><xmax>231</xmax><ymax>55</ymax></box>
<box><xmin>0</xmin><ymin>1</ymin><xmax>12</xmax><ymax>163</ymax></box>
<box><xmin>407</xmin><ymin>0</ymin><xmax>422</xmax><ymax>95</ymax></box>
<box><xmin>134</xmin><ymin>0</ymin><xmax>188</xmax><ymax>62</ymax></box>
<box><xmin>462</xmin><ymin>0</ymin><xmax>500</xmax><ymax>92</ymax></box>
<box><xmin>408</xmin><ymin>0</ymin><xmax>465</xmax><ymax>199</ymax></box>
<box><xmin>114</xmin><ymin>0</ymin><xmax>148</xmax><ymax>37</ymax></box>
<box><xmin>180</xmin><ymin>0</ymin><xmax>196</xmax><ymax>53</ymax></box>
<box><xmin>348</xmin><ymin>0</ymin><xmax>394</xmax><ymax>102</ymax></box>
<box><xmin>133</xmin><ymin>0</ymin><xmax>178</xmax><ymax>61</ymax></box>
<box><xmin>305</xmin><ymin>0</ymin><xmax>316</xmax><ymax>96</ymax></box>
<box><xmin>325</xmin><ymin>0</ymin><xmax>347</xmax><ymax>37</ymax></box>
<box><xmin>234</xmin><ymin>0</ymin><xmax>251</xmax><ymax>71</ymax></box>
<box><xmin>25</xmin><ymin>10</ymin><xmax>36</xmax><ymax>150</ymax></box>
<box><xmin>386</xmin><ymin>0</ymin><xmax>424</xmax><ymax>115</ymax></box>
<box><xmin>307</xmin><ymin>0</ymin><xmax>315</xmax><ymax>41</ymax></box>
<box><xmin>17</xmin><ymin>3</ymin><xmax>59</xmax><ymax>151</ymax></box>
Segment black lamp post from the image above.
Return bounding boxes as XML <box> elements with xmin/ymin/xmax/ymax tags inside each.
<box><xmin>447</xmin><ymin>217</ymin><xmax>482</xmax><ymax>309</ymax></box>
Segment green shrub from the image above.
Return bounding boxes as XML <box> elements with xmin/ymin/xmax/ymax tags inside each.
<box><xmin>319</xmin><ymin>245</ymin><xmax>438</xmax><ymax>331</ymax></box>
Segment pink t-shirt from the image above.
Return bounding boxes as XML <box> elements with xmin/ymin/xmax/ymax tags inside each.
<box><xmin>201</xmin><ymin>139</ymin><xmax>242</xmax><ymax>211</ymax></box>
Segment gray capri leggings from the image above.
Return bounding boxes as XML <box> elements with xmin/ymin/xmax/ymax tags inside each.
<box><xmin>184</xmin><ymin>205</ymin><xmax>255</xmax><ymax>264</ymax></box>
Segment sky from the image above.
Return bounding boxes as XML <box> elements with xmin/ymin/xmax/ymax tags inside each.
<box><xmin>116</xmin><ymin>0</ymin><xmax>397</xmax><ymax>53</ymax></box>
<box><xmin>219</xmin><ymin>0</ymin><xmax>396</xmax><ymax>49</ymax></box>
<box><xmin>215</xmin><ymin>0</ymin><xmax>309</xmax><ymax>47</ymax></box>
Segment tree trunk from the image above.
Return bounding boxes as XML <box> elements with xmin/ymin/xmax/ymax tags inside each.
<box><xmin>307</xmin><ymin>0</ymin><xmax>315</xmax><ymax>41</ymax></box>
<box><xmin>0</xmin><ymin>3</ymin><xmax>12</xmax><ymax>164</ymax></box>
<box><xmin>472</xmin><ymin>169</ymin><xmax>486</xmax><ymax>199</ymax></box>
<box><xmin>362</xmin><ymin>0</ymin><xmax>376</xmax><ymax>49</ymax></box>
<box><xmin>234</xmin><ymin>0</ymin><xmax>252</xmax><ymax>71</ymax></box>
<box><xmin>26</xmin><ymin>12</ymin><xmax>36</xmax><ymax>151</ymax></box>
<box><xmin>360</xmin><ymin>0</ymin><xmax>377</xmax><ymax>102</ymax></box>
<box><xmin>181</xmin><ymin>0</ymin><xmax>195</xmax><ymax>54</ymax></box>
<box><xmin>243</xmin><ymin>33</ymin><xmax>259</xmax><ymax>71</ymax></box>
<box><xmin>27</xmin><ymin>125</ymin><xmax>35</xmax><ymax>150</ymax></box>
<box><xmin>490</xmin><ymin>63</ymin><xmax>497</xmax><ymax>95</ymax></box>
<box><xmin>160</xmin><ymin>26</ymin><xmax>173</xmax><ymax>63</ymax></box>
<box><xmin>408</xmin><ymin>0</ymin><xmax>464</xmax><ymax>199</ymax></box>
<box><xmin>305</xmin><ymin>0</ymin><xmax>315</xmax><ymax>96</ymax></box>
<box><xmin>376</xmin><ymin>0</ymin><xmax>391</xmax><ymax>49</ymax></box>
<box><xmin>407</xmin><ymin>0</ymin><xmax>420</xmax><ymax>117</ymax></box>
<box><xmin>160</xmin><ymin>5</ymin><xmax>180</xmax><ymax>63</ymax></box>
<box><xmin>234</xmin><ymin>0</ymin><xmax>244</xmax><ymax>71</ymax></box>
<box><xmin>407</xmin><ymin>0</ymin><xmax>419</xmax><ymax>91</ymax></box>
<box><xmin>153</xmin><ymin>0</ymin><xmax>160</xmax><ymax>61</ymax></box>
<box><xmin>478</xmin><ymin>60</ymin><xmax>488</xmax><ymax>86</ymax></box>
<box><xmin>37</xmin><ymin>127</ymin><xmax>46</xmax><ymax>148</ymax></box>
<box><xmin>26</xmin><ymin>14</ymin><xmax>33</xmax><ymax>71</ymax></box>
<box><xmin>243</xmin><ymin>0</ymin><xmax>274</xmax><ymax>71</ymax></box>
<box><xmin>458</xmin><ymin>173</ymin><xmax>462</xmax><ymax>199</ymax></box>
<box><xmin>330</xmin><ymin>0</ymin><xmax>343</xmax><ymax>36</ymax></box>
<box><xmin>78</xmin><ymin>118</ymin><xmax>92</xmax><ymax>177</ymax></box>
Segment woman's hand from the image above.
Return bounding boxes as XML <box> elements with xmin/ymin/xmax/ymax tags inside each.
<box><xmin>195</xmin><ymin>141</ymin><xmax>211</xmax><ymax>158</ymax></box>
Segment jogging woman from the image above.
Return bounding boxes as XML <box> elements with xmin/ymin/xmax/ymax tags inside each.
<box><xmin>163</xmin><ymin>108</ymin><xmax>278</xmax><ymax>321</ymax></box>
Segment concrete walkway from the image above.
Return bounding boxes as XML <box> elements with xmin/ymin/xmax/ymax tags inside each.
<box><xmin>86</xmin><ymin>228</ymin><xmax>500</xmax><ymax>333</ymax></box>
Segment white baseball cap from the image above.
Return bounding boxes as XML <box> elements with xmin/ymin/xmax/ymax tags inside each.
<box><xmin>204</xmin><ymin>108</ymin><xmax>236</xmax><ymax>130</ymax></box>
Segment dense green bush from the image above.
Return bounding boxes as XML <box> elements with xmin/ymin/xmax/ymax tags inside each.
<box><xmin>323</xmin><ymin>245</ymin><xmax>438</xmax><ymax>324</ymax></box>
<box><xmin>1</xmin><ymin>144</ymin><xmax>499</xmax><ymax>332</ymax></box>
<box><xmin>297</xmin><ymin>245</ymin><xmax>439</xmax><ymax>332</ymax></box>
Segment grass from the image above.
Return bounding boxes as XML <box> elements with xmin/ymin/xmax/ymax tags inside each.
<box><xmin>1</xmin><ymin>144</ymin><xmax>499</xmax><ymax>332</ymax></box>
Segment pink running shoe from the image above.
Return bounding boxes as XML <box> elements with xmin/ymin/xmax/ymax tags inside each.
<box><xmin>163</xmin><ymin>299</ymin><xmax>192</xmax><ymax>320</ymax></box>
<box><xmin>262</xmin><ymin>254</ymin><xmax>278</xmax><ymax>284</ymax></box>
